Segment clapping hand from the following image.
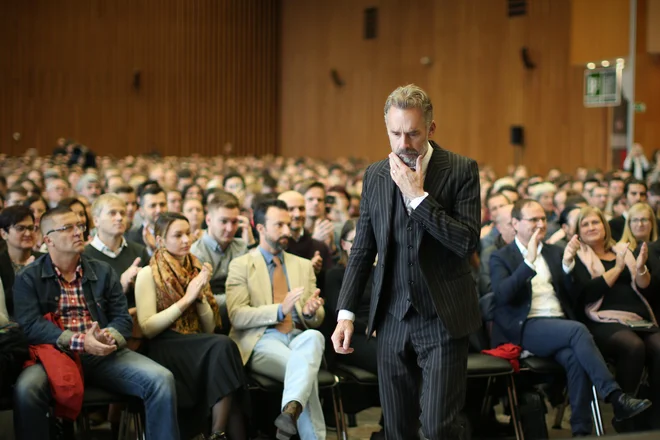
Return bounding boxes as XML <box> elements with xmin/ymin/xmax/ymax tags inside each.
<box><xmin>636</xmin><ymin>242</ymin><xmax>648</xmax><ymax>272</ymax></box>
<box><xmin>120</xmin><ymin>257</ymin><xmax>141</xmax><ymax>292</ymax></box>
<box><xmin>310</xmin><ymin>251</ymin><xmax>323</xmax><ymax>274</ymax></box>
<box><xmin>562</xmin><ymin>235</ymin><xmax>580</xmax><ymax>266</ymax></box>
<box><xmin>84</xmin><ymin>322</ymin><xmax>117</xmax><ymax>356</ymax></box>
<box><xmin>302</xmin><ymin>289</ymin><xmax>324</xmax><ymax>316</ymax></box>
<box><xmin>526</xmin><ymin>229</ymin><xmax>541</xmax><ymax>263</ymax></box>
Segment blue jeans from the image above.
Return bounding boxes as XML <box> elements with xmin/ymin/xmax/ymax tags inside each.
<box><xmin>522</xmin><ymin>318</ymin><xmax>619</xmax><ymax>435</ymax></box>
<box><xmin>13</xmin><ymin>348</ymin><xmax>179</xmax><ymax>440</ymax></box>
<box><xmin>248</xmin><ymin>328</ymin><xmax>326</xmax><ymax>440</ymax></box>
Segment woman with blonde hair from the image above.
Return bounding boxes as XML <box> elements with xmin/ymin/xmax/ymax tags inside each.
<box><xmin>135</xmin><ymin>212</ymin><xmax>247</xmax><ymax>440</ymax></box>
<box><xmin>572</xmin><ymin>206</ymin><xmax>659</xmax><ymax>431</ymax></box>
<box><xmin>619</xmin><ymin>202</ymin><xmax>658</xmax><ymax>251</ymax></box>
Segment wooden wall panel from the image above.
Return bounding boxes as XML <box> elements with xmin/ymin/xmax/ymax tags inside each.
<box><xmin>570</xmin><ymin>0</ymin><xmax>630</xmax><ymax>65</ymax></box>
<box><xmin>0</xmin><ymin>0</ymin><xmax>280</xmax><ymax>157</ymax></box>
<box><xmin>649</xmin><ymin>0</ymin><xmax>660</xmax><ymax>53</ymax></box>
<box><xmin>281</xmin><ymin>0</ymin><xmax>609</xmax><ymax>174</ymax></box>
<box><xmin>636</xmin><ymin>0</ymin><xmax>660</xmax><ymax>154</ymax></box>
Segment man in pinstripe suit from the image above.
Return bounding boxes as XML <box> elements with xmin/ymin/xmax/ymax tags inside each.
<box><xmin>332</xmin><ymin>84</ymin><xmax>481</xmax><ymax>439</ymax></box>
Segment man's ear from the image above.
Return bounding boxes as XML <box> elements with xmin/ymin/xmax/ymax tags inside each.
<box><xmin>0</xmin><ymin>229</ymin><xmax>7</xmax><ymax>241</ymax></box>
<box><xmin>428</xmin><ymin>120</ymin><xmax>436</xmax><ymax>138</ymax></box>
<box><xmin>255</xmin><ymin>223</ymin><xmax>265</xmax><ymax>236</ymax></box>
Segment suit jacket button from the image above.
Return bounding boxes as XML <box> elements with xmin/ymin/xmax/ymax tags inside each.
<box><xmin>518</xmin><ymin>321</ymin><xmax>523</xmax><ymax>325</ymax></box>
<box><xmin>381</xmin><ymin>264</ymin><xmax>385</xmax><ymax>268</ymax></box>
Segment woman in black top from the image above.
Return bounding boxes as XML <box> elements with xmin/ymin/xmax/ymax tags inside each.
<box><xmin>572</xmin><ymin>206</ymin><xmax>660</xmax><ymax>430</ymax></box>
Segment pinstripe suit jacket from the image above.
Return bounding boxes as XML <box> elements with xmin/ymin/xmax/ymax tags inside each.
<box><xmin>337</xmin><ymin>141</ymin><xmax>482</xmax><ymax>338</ymax></box>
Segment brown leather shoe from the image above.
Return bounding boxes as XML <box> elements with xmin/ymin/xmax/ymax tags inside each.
<box><xmin>274</xmin><ymin>401</ymin><xmax>303</xmax><ymax>439</ymax></box>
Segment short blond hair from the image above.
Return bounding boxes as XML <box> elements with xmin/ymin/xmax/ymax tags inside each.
<box><xmin>577</xmin><ymin>206</ymin><xmax>615</xmax><ymax>251</ymax></box>
<box><xmin>92</xmin><ymin>193</ymin><xmax>126</xmax><ymax>218</ymax></box>
<box><xmin>620</xmin><ymin>202</ymin><xmax>658</xmax><ymax>250</ymax></box>
<box><xmin>384</xmin><ymin>84</ymin><xmax>433</xmax><ymax>128</ymax></box>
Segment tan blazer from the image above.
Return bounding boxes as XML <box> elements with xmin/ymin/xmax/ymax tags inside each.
<box><xmin>226</xmin><ymin>248</ymin><xmax>325</xmax><ymax>365</ymax></box>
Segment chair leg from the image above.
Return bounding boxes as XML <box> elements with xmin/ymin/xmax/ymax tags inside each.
<box><xmin>117</xmin><ymin>411</ymin><xmax>126</xmax><ymax>440</ymax></box>
<box><xmin>329</xmin><ymin>385</ymin><xmax>348</xmax><ymax>440</ymax></box>
<box><xmin>590</xmin><ymin>385</ymin><xmax>605</xmax><ymax>436</ymax></box>
<box><xmin>480</xmin><ymin>377</ymin><xmax>494</xmax><ymax>419</ymax></box>
<box><xmin>552</xmin><ymin>391</ymin><xmax>569</xmax><ymax>429</ymax></box>
<box><xmin>506</xmin><ymin>375</ymin><xmax>525</xmax><ymax>440</ymax></box>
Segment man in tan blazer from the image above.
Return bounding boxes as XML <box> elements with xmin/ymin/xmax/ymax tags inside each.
<box><xmin>226</xmin><ymin>199</ymin><xmax>326</xmax><ymax>440</ymax></box>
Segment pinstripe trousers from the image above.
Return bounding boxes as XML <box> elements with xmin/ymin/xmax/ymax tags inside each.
<box><xmin>377</xmin><ymin>309</ymin><xmax>469</xmax><ymax>440</ymax></box>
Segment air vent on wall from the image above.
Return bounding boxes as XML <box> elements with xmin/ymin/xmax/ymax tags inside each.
<box><xmin>364</xmin><ymin>7</ymin><xmax>378</xmax><ymax>40</ymax></box>
<box><xmin>508</xmin><ymin>0</ymin><xmax>527</xmax><ymax>17</ymax></box>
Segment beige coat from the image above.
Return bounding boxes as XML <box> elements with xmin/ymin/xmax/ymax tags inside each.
<box><xmin>226</xmin><ymin>248</ymin><xmax>325</xmax><ymax>365</ymax></box>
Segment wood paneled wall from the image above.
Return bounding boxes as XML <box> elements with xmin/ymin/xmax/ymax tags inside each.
<box><xmin>570</xmin><ymin>0</ymin><xmax>630</xmax><ymax>65</ymax></box>
<box><xmin>280</xmin><ymin>0</ymin><xmax>610</xmax><ymax>174</ymax></box>
<box><xmin>0</xmin><ymin>0</ymin><xmax>280</xmax><ymax>157</ymax></box>
<box><xmin>636</xmin><ymin>0</ymin><xmax>660</xmax><ymax>154</ymax></box>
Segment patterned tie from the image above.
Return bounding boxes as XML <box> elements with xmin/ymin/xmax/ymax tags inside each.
<box><xmin>272</xmin><ymin>255</ymin><xmax>293</xmax><ymax>333</ymax></box>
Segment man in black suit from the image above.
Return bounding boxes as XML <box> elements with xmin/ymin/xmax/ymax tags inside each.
<box><xmin>124</xmin><ymin>185</ymin><xmax>167</xmax><ymax>255</ymax></box>
<box><xmin>490</xmin><ymin>198</ymin><xmax>651</xmax><ymax>437</ymax></box>
<box><xmin>332</xmin><ymin>84</ymin><xmax>481</xmax><ymax>439</ymax></box>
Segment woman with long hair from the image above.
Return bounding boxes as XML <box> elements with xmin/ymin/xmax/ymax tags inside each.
<box><xmin>572</xmin><ymin>206</ymin><xmax>660</xmax><ymax>431</ymax></box>
<box><xmin>135</xmin><ymin>212</ymin><xmax>247</xmax><ymax>440</ymax></box>
<box><xmin>23</xmin><ymin>195</ymin><xmax>48</xmax><ymax>251</ymax></box>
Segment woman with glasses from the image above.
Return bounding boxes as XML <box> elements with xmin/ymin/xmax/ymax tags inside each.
<box><xmin>0</xmin><ymin>206</ymin><xmax>44</xmax><ymax>320</ymax></box>
<box><xmin>572</xmin><ymin>206</ymin><xmax>660</xmax><ymax>431</ymax></box>
<box><xmin>135</xmin><ymin>213</ymin><xmax>248</xmax><ymax>440</ymax></box>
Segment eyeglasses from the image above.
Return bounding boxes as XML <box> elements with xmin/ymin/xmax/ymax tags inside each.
<box><xmin>45</xmin><ymin>223</ymin><xmax>87</xmax><ymax>235</ymax></box>
<box><xmin>521</xmin><ymin>217</ymin><xmax>547</xmax><ymax>224</ymax></box>
<box><xmin>630</xmin><ymin>218</ymin><xmax>651</xmax><ymax>225</ymax></box>
<box><xmin>11</xmin><ymin>225</ymin><xmax>36</xmax><ymax>233</ymax></box>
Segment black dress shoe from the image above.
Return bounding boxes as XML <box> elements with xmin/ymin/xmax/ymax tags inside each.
<box><xmin>612</xmin><ymin>393</ymin><xmax>652</xmax><ymax>421</ymax></box>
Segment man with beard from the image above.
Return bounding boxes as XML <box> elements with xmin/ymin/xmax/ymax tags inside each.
<box><xmin>332</xmin><ymin>84</ymin><xmax>481</xmax><ymax>439</ymax></box>
<box><xmin>278</xmin><ymin>191</ymin><xmax>333</xmax><ymax>287</ymax></box>
<box><xmin>226</xmin><ymin>199</ymin><xmax>326</xmax><ymax>440</ymax></box>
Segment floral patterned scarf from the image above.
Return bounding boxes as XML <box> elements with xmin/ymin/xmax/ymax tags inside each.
<box><xmin>150</xmin><ymin>249</ymin><xmax>221</xmax><ymax>334</ymax></box>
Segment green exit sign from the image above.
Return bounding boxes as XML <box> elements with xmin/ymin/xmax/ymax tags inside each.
<box><xmin>584</xmin><ymin>67</ymin><xmax>621</xmax><ymax>107</ymax></box>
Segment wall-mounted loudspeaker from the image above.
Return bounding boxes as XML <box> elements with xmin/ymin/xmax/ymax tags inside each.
<box><xmin>510</xmin><ymin>125</ymin><xmax>524</xmax><ymax>146</ymax></box>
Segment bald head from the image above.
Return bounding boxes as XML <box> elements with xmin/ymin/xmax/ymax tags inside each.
<box><xmin>278</xmin><ymin>191</ymin><xmax>306</xmax><ymax>235</ymax></box>
<box><xmin>494</xmin><ymin>204</ymin><xmax>515</xmax><ymax>244</ymax></box>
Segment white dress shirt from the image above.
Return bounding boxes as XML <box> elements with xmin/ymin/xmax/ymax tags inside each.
<box><xmin>515</xmin><ymin>237</ymin><xmax>572</xmax><ymax>318</ymax></box>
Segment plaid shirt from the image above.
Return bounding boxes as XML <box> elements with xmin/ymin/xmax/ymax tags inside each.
<box><xmin>55</xmin><ymin>264</ymin><xmax>93</xmax><ymax>352</ymax></box>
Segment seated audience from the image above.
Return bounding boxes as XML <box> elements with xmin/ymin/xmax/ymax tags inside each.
<box><xmin>573</xmin><ymin>206</ymin><xmax>660</xmax><ymax>431</ymax></box>
<box><xmin>126</xmin><ymin>185</ymin><xmax>167</xmax><ymax>254</ymax></box>
<box><xmin>191</xmin><ymin>192</ymin><xmax>249</xmax><ymax>326</ymax></box>
<box><xmin>226</xmin><ymin>199</ymin><xmax>326</xmax><ymax>440</ymax></box>
<box><xmin>135</xmin><ymin>212</ymin><xmax>247</xmax><ymax>440</ymax></box>
<box><xmin>167</xmin><ymin>189</ymin><xmax>183</xmax><ymax>213</ymax></box>
<box><xmin>278</xmin><ymin>191</ymin><xmax>333</xmax><ymax>287</ymax></box>
<box><xmin>0</xmin><ymin>206</ymin><xmax>44</xmax><ymax>318</ymax></box>
<box><xmin>57</xmin><ymin>197</ymin><xmax>92</xmax><ymax>244</ymax></box>
<box><xmin>301</xmin><ymin>182</ymin><xmax>335</xmax><ymax>252</ymax></box>
<box><xmin>113</xmin><ymin>184</ymin><xmax>139</xmax><ymax>227</ymax></box>
<box><xmin>23</xmin><ymin>195</ymin><xmax>49</xmax><ymax>250</ymax></box>
<box><xmin>479</xmin><ymin>203</ymin><xmax>514</xmax><ymax>296</ymax></box>
<box><xmin>5</xmin><ymin>185</ymin><xmax>28</xmax><ymax>207</ymax></box>
<box><xmin>490</xmin><ymin>199</ymin><xmax>651</xmax><ymax>437</ymax></box>
<box><xmin>12</xmin><ymin>206</ymin><xmax>178</xmax><ymax>440</ymax></box>
<box><xmin>609</xmin><ymin>180</ymin><xmax>651</xmax><ymax>241</ymax></box>
<box><xmin>183</xmin><ymin>197</ymin><xmax>205</xmax><ymax>242</ymax></box>
<box><xmin>546</xmin><ymin>205</ymin><xmax>581</xmax><ymax>248</ymax></box>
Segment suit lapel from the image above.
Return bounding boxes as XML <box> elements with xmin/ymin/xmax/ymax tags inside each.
<box><xmin>424</xmin><ymin>142</ymin><xmax>451</xmax><ymax>198</ymax></box>
<box><xmin>507</xmin><ymin>242</ymin><xmax>525</xmax><ymax>270</ymax></box>
<box><xmin>249</xmin><ymin>249</ymin><xmax>273</xmax><ymax>304</ymax></box>
<box><xmin>376</xmin><ymin>162</ymin><xmax>396</xmax><ymax>247</ymax></box>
